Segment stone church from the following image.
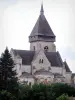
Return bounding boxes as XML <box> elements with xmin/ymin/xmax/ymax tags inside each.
<box><xmin>10</xmin><ymin>4</ymin><xmax>75</xmax><ymax>85</ymax></box>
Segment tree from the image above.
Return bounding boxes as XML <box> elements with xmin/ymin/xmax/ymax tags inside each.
<box><xmin>51</xmin><ymin>83</ymin><xmax>75</xmax><ymax>97</ymax></box>
<box><xmin>56</xmin><ymin>94</ymin><xmax>69</xmax><ymax>100</ymax></box>
<box><xmin>0</xmin><ymin>47</ymin><xmax>18</xmax><ymax>96</ymax></box>
<box><xmin>18</xmin><ymin>84</ymin><xmax>31</xmax><ymax>100</ymax></box>
<box><xmin>31</xmin><ymin>83</ymin><xmax>56</xmax><ymax>100</ymax></box>
<box><xmin>17</xmin><ymin>83</ymin><xmax>75</xmax><ymax>100</ymax></box>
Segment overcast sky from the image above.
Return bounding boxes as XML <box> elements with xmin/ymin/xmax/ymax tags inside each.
<box><xmin>0</xmin><ymin>0</ymin><xmax>75</xmax><ymax>72</ymax></box>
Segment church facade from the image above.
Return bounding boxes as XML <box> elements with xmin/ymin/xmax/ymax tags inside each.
<box><xmin>10</xmin><ymin>4</ymin><xmax>75</xmax><ymax>85</ymax></box>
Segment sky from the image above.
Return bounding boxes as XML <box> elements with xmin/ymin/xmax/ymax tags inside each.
<box><xmin>0</xmin><ymin>0</ymin><xmax>75</xmax><ymax>72</ymax></box>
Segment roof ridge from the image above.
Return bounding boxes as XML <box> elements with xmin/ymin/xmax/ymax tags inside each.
<box><xmin>13</xmin><ymin>49</ymin><xmax>34</xmax><ymax>52</ymax></box>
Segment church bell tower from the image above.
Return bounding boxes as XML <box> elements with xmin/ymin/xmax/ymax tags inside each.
<box><xmin>29</xmin><ymin>4</ymin><xmax>56</xmax><ymax>52</ymax></box>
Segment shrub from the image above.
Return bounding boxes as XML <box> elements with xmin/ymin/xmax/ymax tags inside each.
<box><xmin>56</xmin><ymin>94</ymin><xmax>69</xmax><ymax>100</ymax></box>
<box><xmin>0</xmin><ymin>90</ymin><xmax>17</xmax><ymax>100</ymax></box>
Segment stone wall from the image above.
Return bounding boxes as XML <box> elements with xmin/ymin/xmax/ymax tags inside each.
<box><xmin>32</xmin><ymin>50</ymin><xmax>51</xmax><ymax>73</ymax></box>
<box><xmin>30</xmin><ymin>41</ymin><xmax>56</xmax><ymax>52</ymax></box>
<box><xmin>51</xmin><ymin>67</ymin><xmax>63</xmax><ymax>74</ymax></box>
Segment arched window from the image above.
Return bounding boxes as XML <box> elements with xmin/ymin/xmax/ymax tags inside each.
<box><xmin>39</xmin><ymin>59</ymin><xmax>41</xmax><ymax>63</ymax></box>
<box><xmin>44</xmin><ymin>46</ymin><xmax>48</xmax><ymax>51</ymax></box>
<box><xmin>39</xmin><ymin>59</ymin><xmax>43</xmax><ymax>63</ymax></box>
<box><xmin>42</xmin><ymin>59</ymin><xmax>43</xmax><ymax>63</ymax></box>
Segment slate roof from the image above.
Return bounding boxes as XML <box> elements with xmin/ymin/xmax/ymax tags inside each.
<box><xmin>30</xmin><ymin>14</ymin><xmax>55</xmax><ymax>37</ymax></box>
<box><xmin>13</xmin><ymin>49</ymin><xmax>34</xmax><ymax>65</ymax></box>
<box><xmin>29</xmin><ymin>4</ymin><xmax>55</xmax><ymax>42</ymax></box>
<box><xmin>13</xmin><ymin>49</ymin><xmax>63</xmax><ymax>67</ymax></box>
<box><xmin>64</xmin><ymin>61</ymin><xmax>71</xmax><ymax>72</ymax></box>
<box><xmin>45</xmin><ymin>51</ymin><xmax>63</xmax><ymax>67</ymax></box>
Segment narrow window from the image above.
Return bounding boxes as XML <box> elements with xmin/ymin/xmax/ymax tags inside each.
<box><xmin>19</xmin><ymin>64</ymin><xmax>21</xmax><ymax>70</ymax></box>
<box><xmin>39</xmin><ymin>59</ymin><xmax>41</xmax><ymax>63</ymax></box>
<box><xmin>33</xmin><ymin>46</ymin><xmax>35</xmax><ymax>51</ymax></box>
<box><xmin>39</xmin><ymin>59</ymin><xmax>43</xmax><ymax>63</ymax></box>
<box><xmin>42</xmin><ymin>59</ymin><xmax>43</xmax><ymax>63</ymax></box>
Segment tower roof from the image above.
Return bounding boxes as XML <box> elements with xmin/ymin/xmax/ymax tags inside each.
<box><xmin>29</xmin><ymin>4</ymin><xmax>55</xmax><ymax>42</ymax></box>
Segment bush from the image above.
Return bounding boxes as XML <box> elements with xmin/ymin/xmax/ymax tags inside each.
<box><xmin>18</xmin><ymin>83</ymin><xmax>75</xmax><ymax>100</ymax></box>
<box><xmin>0</xmin><ymin>83</ymin><xmax>75</xmax><ymax>100</ymax></box>
<box><xmin>56</xmin><ymin>94</ymin><xmax>69</xmax><ymax>100</ymax></box>
<box><xmin>0</xmin><ymin>90</ymin><xmax>17</xmax><ymax>100</ymax></box>
<box><xmin>18</xmin><ymin>84</ymin><xmax>31</xmax><ymax>100</ymax></box>
<box><xmin>51</xmin><ymin>83</ymin><xmax>75</xmax><ymax>97</ymax></box>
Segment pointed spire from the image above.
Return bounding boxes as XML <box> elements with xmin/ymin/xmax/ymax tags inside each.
<box><xmin>40</xmin><ymin>2</ymin><xmax>44</xmax><ymax>15</ymax></box>
<box><xmin>29</xmin><ymin>2</ymin><xmax>55</xmax><ymax>43</ymax></box>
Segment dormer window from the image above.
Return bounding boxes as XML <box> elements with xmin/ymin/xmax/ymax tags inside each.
<box><xmin>44</xmin><ymin>46</ymin><xmax>48</xmax><ymax>51</ymax></box>
<box><xmin>39</xmin><ymin>59</ymin><xmax>43</xmax><ymax>63</ymax></box>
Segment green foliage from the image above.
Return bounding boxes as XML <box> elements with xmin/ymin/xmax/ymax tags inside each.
<box><xmin>0</xmin><ymin>80</ymin><xmax>75</xmax><ymax>100</ymax></box>
<box><xmin>18</xmin><ymin>83</ymin><xmax>75</xmax><ymax>100</ymax></box>
<box><xmin>56</xmin><ymin>94</ymin><xmax>69</xmax><ymax>100</ymax></box>
<box><xmin>0</xmin><ymin>90</ymin><xmax>17</xmax><ymax>100</ymax></box>
<box><xmin>31</xmin><ymin>83</ymin><xmax>55</xmax><ymax>100</ymax></box>
<box><xmin>18</xmin><ymin>83</ymin><xmax>56</xmax><ymax>100</ymax></box>
<box><xmin>0</xmin><ymin>47</ymin><xmax>18</xmax><ymax>96</ymax></box>
<box><xmin>51</xmin><ymin>83</ymin><xmax>75</xmax><ymax>97</ymax></box>
<box><xmin>18</xmin><ymin>84</ymin><xmax>31</xmax><ymax>100</ymax></box>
